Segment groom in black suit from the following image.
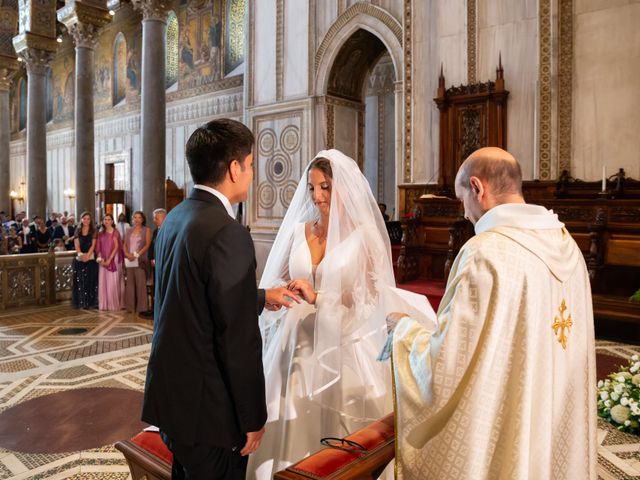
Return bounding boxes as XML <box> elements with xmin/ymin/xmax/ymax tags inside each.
<box><xmin>142</xmin><ymin>119</ymin><xmax>297</xmax><ymax>479</ymax></box>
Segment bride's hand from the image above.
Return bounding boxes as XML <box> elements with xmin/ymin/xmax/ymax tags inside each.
<box><xmin>287</xmin><ymin>279</ymin><xmax>317</xmax><ymax>305</ymax></box>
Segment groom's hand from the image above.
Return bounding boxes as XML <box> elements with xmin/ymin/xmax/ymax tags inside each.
<box><xmin>240</xmin><ymin>427</ymin><xmax>265</xmax><ymax>456</ymax></box>
<box><xmin>265</xmin><ymin>287</ymin><xmax>301</xmax><ymax>310</ymax></box>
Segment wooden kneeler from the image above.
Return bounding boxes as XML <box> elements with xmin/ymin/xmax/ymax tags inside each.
<box><xmin>274</xmin><ymin>413</ymin><xmax>395</xmax><ymax>480</ymax></box>
<box><xmin>116</xmin><ymin>413</ymin><xmax>394</xmax><ymax>480</ymax></box>
<box><xmin>115</xmin><ymin>431</ymin><xmax>171</xmax><ymax>480</ymax></box>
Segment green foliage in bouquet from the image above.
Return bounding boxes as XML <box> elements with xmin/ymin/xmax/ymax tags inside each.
<box><xmin>598</xmin><ymin>355</ymin><xmax>640</xmax><ymax>435</ymax></box>
<box><xmin>630</xmin><ymin>289</ymin><xmax>640</xmax><ymax>303</ymax></box>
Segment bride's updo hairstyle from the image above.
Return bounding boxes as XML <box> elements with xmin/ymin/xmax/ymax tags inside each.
<box><xmin>307</xmin><ymin>157</ymin><xmax>333</xmax><ymax>180</ymax></box>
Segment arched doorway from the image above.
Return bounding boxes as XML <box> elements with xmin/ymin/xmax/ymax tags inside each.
<box><xmin>323</xmin><ymin>29</ymin><xmax>396</xmax><ymax>217</ymax></box>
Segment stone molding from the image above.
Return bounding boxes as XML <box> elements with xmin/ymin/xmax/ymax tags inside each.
<box><xmin>131</xmin><ymin>0</ymin><xmax>169</xmax><ymax>23</ymax></box>
<box><xmin>12</xmin><ymin>31</ymin><xmax>58</xmax><ymax>55</ymax></box>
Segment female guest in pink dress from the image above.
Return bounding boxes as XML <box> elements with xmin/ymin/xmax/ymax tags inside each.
<box><xmin>96</xmin><ymin>214</ymin><xmax>122</xmax><ymax>310</ymax></box>
<box><xmin>123</xmin><ymin>211</ymin><xmax>152</xmax><ymax>313</ymax></box>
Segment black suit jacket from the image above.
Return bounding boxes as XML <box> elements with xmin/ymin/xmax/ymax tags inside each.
<box><xmin>142</xmin><ymin>189</ymin><xmax>267</xmax><ymax>448</ymax></box>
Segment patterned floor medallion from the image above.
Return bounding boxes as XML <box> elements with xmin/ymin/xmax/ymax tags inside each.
<box><xmin>0</xmin><ymin>305</ymin><xmax>638</xmax><ymax>478</ymax></box>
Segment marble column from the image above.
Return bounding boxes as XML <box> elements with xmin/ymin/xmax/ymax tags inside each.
<box><xmin>0</xmin><ymin>67</ymin><xmax>17</xmax><ymax>216</ymax></box>
<box><xmin>20</xmin><ymin>50</ymin><xmax>54</xmax><ymax>218</ymax></box>
<box><xmin>1</xmin><ymin>2</ymin><xmax>20</xmax><ymax>216</ymax></box>
<box><xmin>58</xmin><ymin>2</ymin><xmax>112</xmax><ymax>218</ymax></box>
<box><xmin>133</xmin><ymin>0</ymin><xmax>168</xmax><ymax>218</ymax></box>
<box><xmin>13</xmin><ymin>0</ymin><xmax>57</xmax><ymax>219</ymax></box>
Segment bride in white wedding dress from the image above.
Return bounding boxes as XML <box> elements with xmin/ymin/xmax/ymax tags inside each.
<box><xmin>247</xmin><ymin>149</ymin><xmax>398</xmax><ymax>479</ymax></box>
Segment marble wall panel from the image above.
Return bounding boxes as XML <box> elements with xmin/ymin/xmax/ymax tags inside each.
<box><xmin>253</xmin><ymin>0</ymin><xmax>277</xmax><ymax>105</ymax></box>
<box><xmin>572</xmin><ymin>1</ymin><xmax>640</xmax><ymax>180</ymax></box>
<box><xmin>478</xmin><ymin>0</ymin><xmax>537</xmax><ymax>180</ymax></box>
<box><xmin>283</xmin><ymin>0</ymin><xmax>309</xmax><ymax>99</ymax></box>
<box><xmin>412</xmin><ymin>0</ymin><xmax>467</xmax><ymax>184</ymax></box>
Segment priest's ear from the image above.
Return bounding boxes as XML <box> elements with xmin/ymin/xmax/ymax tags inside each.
<box><xmin>468</xmin><ymin>176</ymin><xmax>483</xmax><ymax>196</ymax></box>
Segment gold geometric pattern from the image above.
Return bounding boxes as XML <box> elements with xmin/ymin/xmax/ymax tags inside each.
<box><xmin>538</xmin><ymin>0</ymin><xmax>552</xmax><ymax>180</ymax></box>
<box><xmin>403</xmin><ymin>0</ymin><xmax>412</xmax><ymax>182</ymax></box>
<box><xmin>466</xmin><ymin>0</ymin><xmax>477</xmax><ymax>84</ymax></box>
<box><xmin>558</xmin><ymin>0</ymin><xmax>573</xmax><ymax>174</ymax></box>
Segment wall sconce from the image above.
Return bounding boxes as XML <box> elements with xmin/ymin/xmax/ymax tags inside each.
<box><xmin>63</xmin><ymin>188</ymin><xmax>76</xmax><ymax>199</ymax></box>
<box><xmin>10</xmin><ymin>190</ymin><xmax>23</xmax><ymax>201</ymax></box>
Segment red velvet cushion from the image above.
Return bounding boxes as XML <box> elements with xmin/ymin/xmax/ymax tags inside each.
<box><xmin>288</xmin><ymin>413</ymin><xmax>394</xmax><ymax>478</ymax></box>
<box><xmin>131</xmin><ymin>431</ymin><xmax>173</xmax><ymax>464</ymax></box>
<box><xmin>398</xmin><ymin>279</ymin><xmax>445</xmax><ymax>310</ymax></box>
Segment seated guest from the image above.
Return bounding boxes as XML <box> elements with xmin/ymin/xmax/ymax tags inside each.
<box><xmin>123</xmin><ymin>211</ymin><xmax>152</xmax><ymax>314</ymax></box>
<box><xmin>72</xmin><ymin>212</ymin><xmax>99</xmax><ymax>309</ymax></box>
<box><xmin>33</xmin><ymin>216</ymin><xmax>52</xmax><ymax>252</ymax></box>
<box><xmin>19</xmin><ymin>218</ymin><xmax>35</xmax><ymax>254</ymax></box>
<box><xmin>0</xmin><ymin>228</ymin><xmax>5</xmax><ymax>255</ymax></box>
<box><xmin>6</xmin><ymin>227</ymin><xmax>22</xmax><ymax>254</ymax></box>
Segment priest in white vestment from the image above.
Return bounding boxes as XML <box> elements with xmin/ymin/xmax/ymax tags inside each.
<box><xmin>386</xmin><ymin>147</ymin><xmax>597</xmax><ymax>479</ymax></box>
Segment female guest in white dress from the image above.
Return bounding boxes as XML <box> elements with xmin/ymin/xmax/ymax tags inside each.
<box><xmin>248</xmin><ymin>149</ymin><xmax>397</xmax><ymax>479</ymax></box>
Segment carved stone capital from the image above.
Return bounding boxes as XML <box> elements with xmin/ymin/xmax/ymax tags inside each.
<box><xmin>57</xmin><ymin>0</ymin><xmax>112</xmax><ymax>48</ymax></box>
<box><xmin>0</xmin><ymin>54</ymin><xmax>20</xmax><ymax>91</ymax></box>
<box><xmin>67</xmin><ymin>21</ymin><xmax>99</xmax><ymax>49</ymax></box>
<box><xmin>131</xmin><ymin>0</ymin><xmax>169</xmax><ymax>22</ymax></box>
<box><xmin>17</xmin><ymin>47</ymin><xmax>54</xmax><ymax>76</ymax></box>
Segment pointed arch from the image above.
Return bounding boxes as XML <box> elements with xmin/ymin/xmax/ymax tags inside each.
<box><xmin>315</xmin><ymin>4</ymin><xmax>403</xmax><ymax>96</ymax></box>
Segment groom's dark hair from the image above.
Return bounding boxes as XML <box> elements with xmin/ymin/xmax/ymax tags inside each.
<box><xmin>186</xmin><ymin>118</ymin><xmax>255</xmax><ymax>186</ymax></box>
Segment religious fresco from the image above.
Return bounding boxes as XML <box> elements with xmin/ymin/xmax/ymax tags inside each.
<box><xmin>7</xmin><ymin>0</ymin><xmax>245</xmax><ymax>128</ymax></box>
<box><xmin>178</xmin><ymin>0</ymin><xmax>244</xmax><ymax>89</ymax></box>
<box><xmin>50</xmin><ymin>48</ymin><xmax>75</xmax><ymax>122</ymax></box>
<box><xmin>92</xmin><ymin>8</ymin><xmax>142</xmax><ymax>112</ymax></box>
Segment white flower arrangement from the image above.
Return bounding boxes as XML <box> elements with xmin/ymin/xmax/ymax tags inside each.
<box><xmin>598</xmin><ymin>356</ymin><xmax>640</xmax><ymax>434</ymax></box>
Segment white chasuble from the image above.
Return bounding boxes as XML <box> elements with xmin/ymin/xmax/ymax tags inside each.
<box><xmin>390</xmin><ymin>204</ymin><xmax>597</xmax><ymax>479</ymax></box>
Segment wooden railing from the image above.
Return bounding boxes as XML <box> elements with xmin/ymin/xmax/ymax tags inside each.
<box><xmin>0</xmin><ymin>251</ymin><xmax>76</xmax><ymax>310</ymax></box>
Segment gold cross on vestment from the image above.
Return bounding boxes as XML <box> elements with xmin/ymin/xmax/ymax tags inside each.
<box><xmin>552</xmin><ymin>299</ymin><xmax>573</xmax><ymax>350</ymax></box>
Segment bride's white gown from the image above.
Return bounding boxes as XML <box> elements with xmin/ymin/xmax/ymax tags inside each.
<box><xmin>247</xmin><ymin>223</ymin><xmax>392</xmax><ymax>479</ymax></box>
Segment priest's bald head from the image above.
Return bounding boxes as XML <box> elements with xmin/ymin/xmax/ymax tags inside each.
<box><xmin>454</xmin><ymin>147</ymin><xmax>525</xmax><ymax>224</ymax></box>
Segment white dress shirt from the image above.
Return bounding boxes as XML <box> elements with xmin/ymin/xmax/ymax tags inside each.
<box><xmin>194</xmin><ymin>184</ymin><xmax>235</xmax><ymax>219</ymax></box>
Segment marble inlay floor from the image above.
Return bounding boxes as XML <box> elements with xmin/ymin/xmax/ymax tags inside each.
<box><xmin>0</xmin><ymin>306</ymin><xmax>153</xmax><ymax>479</ymax></box>
<box><xmin>0</xmin><ymin>304</ymin><xmax>638</xmax><ymax>479</ymax></box>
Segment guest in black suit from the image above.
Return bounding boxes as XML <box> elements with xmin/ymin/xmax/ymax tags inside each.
<box><xmin>52</xmin><ymin>217</ymin><xmax>76</xmax><ymax>250</ymax></box>
<box><xmin>142</xmin><ymin>119</ymin><xmax>297</xmax><ymax>480</ymax></box>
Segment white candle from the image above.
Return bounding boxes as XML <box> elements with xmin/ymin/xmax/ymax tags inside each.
<box><xmin>601</xmin><ymin>166</ymin><xmax>606</xmax><ymax>192</ymax></box>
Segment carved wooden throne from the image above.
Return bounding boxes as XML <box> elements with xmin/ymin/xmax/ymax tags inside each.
<box><xmin>434</xmin><ymin>56</ymin><xmax>509</xmax><ymax>195</ymax></box>
<box><xmin>397</xmin><ymin>59</ymin><xmax>508</xmax><ymax>284</ymax></box>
